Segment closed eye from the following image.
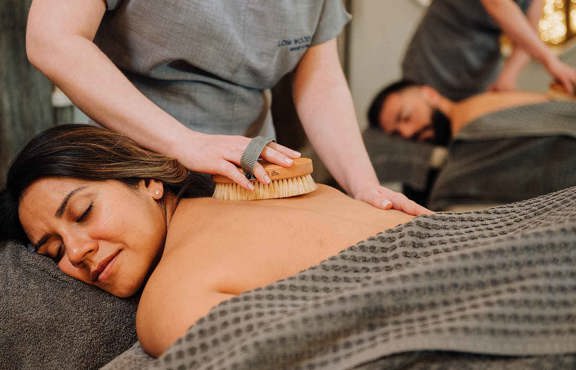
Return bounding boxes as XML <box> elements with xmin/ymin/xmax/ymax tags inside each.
<box><xmin>52</xmin><ymin>243</ymin><xmax>65</xmax><ymax>263</ymax></box>
<box><xmin>399</xmin><ymin>112</ymin><xmax>411</xmax><ymax>124</ymax></box>
<box><xmin>76</xmin><ymin>202</ymin><xmax>93</xmax><ymax>223</ymax></box>
<box><xmin>37</xmin><ymin>238</ymin><xmax>64</xmax><ymax>263</ymax></box>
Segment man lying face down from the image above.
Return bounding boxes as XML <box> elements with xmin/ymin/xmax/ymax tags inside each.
<box><xmin>367</xmin><ymin>79</ymin><xmax>550</xmax><ymax>145</ymax></box>
<box><xmin>367</xmin><ymin>79</ymin><xmax>576</xmax><ymax>210</ymax></box>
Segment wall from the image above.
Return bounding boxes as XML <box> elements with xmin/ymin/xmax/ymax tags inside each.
<box><xmin>348</xmin><ymin>0</ymin><xmax>425</xmax><ymax>130</ymax></box>
<box><xmin>0</xmin><ymin>0</ymin><xmax>54</xmax><ymax>186</ymax></box>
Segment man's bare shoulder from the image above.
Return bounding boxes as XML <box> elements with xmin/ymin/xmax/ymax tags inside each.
<box><xmin>452</xmin><ymin>91</ymin><xmax>550</xmax><ymax>134</ymax></box>
<box><xmin>465</xmin><ymin>91</ymin><xmax>548</xmax><ymax>106</ymax></box>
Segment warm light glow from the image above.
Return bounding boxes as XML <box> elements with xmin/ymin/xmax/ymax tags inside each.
<box><xmin>539</xmin><ymin>0</ymin><xmax>571</xmax><ymax>45</ymax></box>
<box><xmin>571</xmin><ymin>0</ymin><xmax>576</xmax><ymax>34</ymax></box>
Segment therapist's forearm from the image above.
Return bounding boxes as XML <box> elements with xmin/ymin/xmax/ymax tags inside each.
<box><xmin>27</xmin><ymin>33</ymin><xmax>196</xmax><ymax>161</ymax></box>
<box><xmin>502</xmin><ymin>48</ymin><xmax>530</xmax><ymax>77</ymax></box>
<box><xmin>506</xmin><ymin>0</ymin><xmax>542</xmax><ymax>70</ymax></box>
<box><xmin>293</xmin><ymin>40</ymin><xmax>379</xmax><ymax>196</ymax></box>
<box><xmin>481</xmin><ymin>0</ymin><xmax>553</xmax><ymax>66</ymax></box>
<box><xmin>525</xmin><ymin>0</ymin><xmax>544</xmax><ymax>29</ymax></box>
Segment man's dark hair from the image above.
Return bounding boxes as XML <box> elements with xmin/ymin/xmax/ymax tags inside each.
<box><xmin>367</xmin><ymin>79</ymin><xmax>420</xmax><ymax>129</ymax></box>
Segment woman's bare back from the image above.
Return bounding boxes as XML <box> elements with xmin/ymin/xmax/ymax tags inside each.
<box><xmin>136</xmin><ymin>185</ymin><xmax>414</xmax><ymax>356</ymax></box>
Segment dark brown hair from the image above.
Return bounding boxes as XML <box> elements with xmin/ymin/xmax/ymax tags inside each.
<box><xmin>0</xmin><ymin>123</ymin><xmax>213</xmax><ymax>244</ymax></box>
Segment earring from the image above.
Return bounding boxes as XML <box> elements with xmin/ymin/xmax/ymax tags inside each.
<box><xmin>154</xmin><ymin>190</ymin><xmax>161</xmax><ymax>197</ymax></box>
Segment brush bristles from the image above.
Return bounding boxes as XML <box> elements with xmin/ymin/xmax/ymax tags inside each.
<box><xmin>212</xmin><ymin>174</ymin><xmax>317</xmax><ymax>200</ymax></box>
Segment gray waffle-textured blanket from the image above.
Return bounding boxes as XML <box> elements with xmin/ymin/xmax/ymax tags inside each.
<box><xmin>105</xmin><ymin>186</ymin><xmax>576</xmax><ymax>370</ymax></box>
<box><xmin>455</xmin><ymin>101</ymin><xmax>576</xmax><ymax>141</ymax></box>
<box><xmin>429</xmin><ymin>101</ymin><xmax>576</xmax><ymax>209</ymax></box>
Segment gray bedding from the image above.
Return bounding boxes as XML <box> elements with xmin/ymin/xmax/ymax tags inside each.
<box><xmin>454</xmin><ymin>101</ymin><xmax>576</xmax><ymax>141</ymax></box>
<box><xmin>104</xmin><ymin>185</ymin><xmax>576</xmax><ymax>370</ymax></box>
<box><xmin>1</xmin><ymin>241</ymin><xmax>138</xmax><ymax>370</ymax></box>
<box><xmin>429</xmin><ymin>101</ymin><xmax>576</xmax><ymax>209</ymax></box>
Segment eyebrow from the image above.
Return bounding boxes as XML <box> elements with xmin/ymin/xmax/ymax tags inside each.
<box><xmin>55</xmin><ymin>186</ymin><xmax>87</xmax><ymax>217</ymax></box>
<box><xmin>32</xmin><ymin>186</ymin><xmax>87</xmax><ymax>251</ymax></box>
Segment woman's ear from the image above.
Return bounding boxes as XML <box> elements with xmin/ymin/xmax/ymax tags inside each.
<box><xmin>140</xmin><ymin>179</ymin><xmax>164</xmax><ymax>200</ymax></box>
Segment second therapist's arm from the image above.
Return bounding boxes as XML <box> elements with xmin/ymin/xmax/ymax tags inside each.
<box><xmin>489</xmin><ymin>0</ymin><xmax>543</xmax><ymax>91</ymax></box>
<box><xmin>482</xmin><ymin>0</ymin><xmax>576</xmax><ymax>93</ymax></box>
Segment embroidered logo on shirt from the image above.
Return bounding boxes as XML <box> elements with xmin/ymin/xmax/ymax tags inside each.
<box><xmin>277</xmin><ymin>36</ymin><xmax>312</xmax><ymax>52</ymax></box>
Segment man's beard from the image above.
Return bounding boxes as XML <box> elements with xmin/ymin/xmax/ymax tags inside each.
<box><xmin>431</xmin><ymin>108</ymin><xmax>452</xmax><ymax>146</ymax></box>
<box><xmin>409</xmin><ymin>109</ymin><xmax>452</xmax><ymax>146</ymax></box>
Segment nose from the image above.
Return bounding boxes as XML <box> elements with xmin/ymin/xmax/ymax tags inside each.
<box><xmin>396</xmin><ymin>121</ymin><xmax>420</xmax><ymax>139</ymax></box>
<box><xmin>63</xmin><ymin>232</ymin><xmax>98</xmax><ymax>267</ymax></box>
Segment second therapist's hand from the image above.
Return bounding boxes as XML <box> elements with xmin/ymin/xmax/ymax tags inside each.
<box><xmin>174</xmin><ymin>132</ymin><xmax>301</xmax><ymax>190</ymax></box>
<box><xmin>353</xmin><ymin>185</ymin><xmax>433</xmax><ymax>216</ymax></box>
<box><xmin>545</xmin><ymin>57</ymin><xmax>576</xmax><ymax>95</ymax></box>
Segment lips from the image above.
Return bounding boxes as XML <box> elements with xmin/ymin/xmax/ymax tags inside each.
<box><xmin>90</xmin><ymin>251</ymin><xmax>120</xmax><ymax>282</ymax></box>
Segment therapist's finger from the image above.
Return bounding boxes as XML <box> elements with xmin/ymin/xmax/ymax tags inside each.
<box><xmin>558</xmin><ymin>77</ymin><xmax>574</xmax><ymax>95</ymax></box>
<box><xmin>250</xmin><ymin>161</ymin><xmax>272</xmax><ymax>185</ymax></box>
<box><xmin>359</xmin><ymin>186</ymin><xmax>432</xmax><ymax>216</ymax></box>
<box><xmin>260</xmin><ymin>145</ymin><xmax>296</xmax><ymax>168</ymax></box>
<box><xmin>217</xmin><ymin>160</ymin><xmax>255</xmax><ymax>191</ymax></box>
<box><xmin>267</xmin><ymin>142</ymin><xmax>301</xmax><ymax>158</ymax></box>
<box><xmin>391</xmin><ymin>194</ymin><xmax>433</xmax><ymax>216</ymax></box>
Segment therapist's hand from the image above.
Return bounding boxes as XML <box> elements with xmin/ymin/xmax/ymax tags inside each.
<box><xmin>544</xmin><ymin>57</ymin><xmax>576</xmax><ymax>95</ymax></box>
<box><xmin>174</xmin><ymin>132</ymin><xmax>301</xmax><ymax>190</ymax></box>
<box><xmin>353</xmin><ymin>185</ymin><xmax>433</xmax><ymax>216</ymax></box>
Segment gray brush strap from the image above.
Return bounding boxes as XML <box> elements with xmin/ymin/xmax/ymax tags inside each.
<box><xmin>240</xmin><ymin>136</ymin><xmax>275</xmax><ymax>178</ymax></box>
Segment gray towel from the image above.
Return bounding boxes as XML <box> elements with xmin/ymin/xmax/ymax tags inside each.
<box><xmin>456</xmin><ymin>101</ymin><xmax>576</xmax><ymax>140</ymax></box>
<box><xmin>105</xmin><ymin>186</ymin><xmax>576</xmax><ymax>370</ymax></box>
<box><xmin>429</xmin><ymin>101</ymin><xmax>576</xmax><ymax>209</ymax></box>
<box><xmin>1</xmin><ymin>242</ymin><xmax>138</xmax><ymax>370</ymax></box>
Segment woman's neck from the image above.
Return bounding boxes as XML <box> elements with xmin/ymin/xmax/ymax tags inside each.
<box><xmin>163</xmin><ymin>193</ymin><xmax>179</xmax><ymax>228</ymax></box>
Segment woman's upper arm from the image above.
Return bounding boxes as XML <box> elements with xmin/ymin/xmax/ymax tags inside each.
<box><xmin>27</xmin><ymin>0</ymin><xmax>106</xmax><ymax>44</ymax></box>
<box><xmin>137</xmin><ymin>286</ymin><xmax>235</xmax><ymax>357</ymax></box>
<box><xmin>136</xmin><ymin>257</ymin><xmax>236</xmax><ymax>357</ymax></box>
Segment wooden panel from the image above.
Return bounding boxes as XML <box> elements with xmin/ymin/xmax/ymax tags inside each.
<box><xmin>0</xmin><ymin>0</ymin><xmax>54</xmax><ymax>186</ymax></box>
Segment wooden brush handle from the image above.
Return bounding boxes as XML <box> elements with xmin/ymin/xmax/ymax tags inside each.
<box><xmin>213</xmin><ymin>157</ymin><xmax>313</xmax><ymax>184</ymax></box>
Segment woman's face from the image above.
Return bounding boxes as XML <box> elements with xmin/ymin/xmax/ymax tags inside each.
<box><xmin>18</xmin><ymin>177</ymin><xmax>167</xmax><ymax>297</ymax></box>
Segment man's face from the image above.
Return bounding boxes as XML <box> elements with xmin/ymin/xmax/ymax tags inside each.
<box><xmin>379</xmin><ymin>87</ymin><xmax>435</xmax><ymax>142</ymax></box>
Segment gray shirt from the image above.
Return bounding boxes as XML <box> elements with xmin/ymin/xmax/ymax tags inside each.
<box><xmin>96</xmin><ymin>0</ymin><xmax>350</xmax><ymax>135</ymax></box>
<box><xmin>402</xmin><ymin>0</ymin><xmax>532</xmax><ymax>101</ymax></box>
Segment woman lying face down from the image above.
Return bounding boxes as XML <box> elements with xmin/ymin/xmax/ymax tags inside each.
<box><xmin>0</xmin><ymin>124</ymin><xmax>414</xmax><ymax>356</ymax></box>
<box><xmin>19</xmin><ymin>177</ymin><xmax>169</xmax><ymax>298</ymax></box>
